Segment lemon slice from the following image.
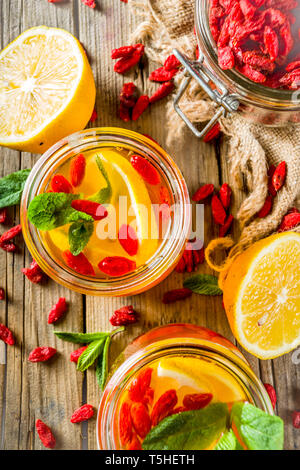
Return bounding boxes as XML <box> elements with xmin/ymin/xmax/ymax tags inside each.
<box><xmin>223</xmin><ymin>232</ymin><xmax>300</xmax><ymax>359</ymax></box>
<box><xmin>0</xmin><ymin>26</ymin><xmax>95</xmax><ymax>153</ymax></box>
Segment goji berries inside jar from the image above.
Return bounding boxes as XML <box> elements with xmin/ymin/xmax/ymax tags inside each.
<box><xmin>173</xmin><ymin>0</ymin><xmax>300</xmax><ymax>138</ymax></box>
<box><xmin>21</xmin><ymin>128</ymin><xmax>190</xmax><ymax>296</ymax></box>
<box><xmin>97</xmin><ymin>324</ymin><xmax>274</xmax><ymax>450</ymax></box>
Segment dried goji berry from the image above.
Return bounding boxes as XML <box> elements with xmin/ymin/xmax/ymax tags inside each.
<box><xmin>286</xmin><ymin>61</ymin><xmax>300</xmax><ymax>72</ymax></box>
<box><xmin>132</xmin><ymin>95</ymin><xmax>150</xmax><ymax>121</ymax></box>
<box><xmin>268</xmin><ymin>164</ymin><xmax>277</xmax><ymax>196</ymax></box>
<box><xmin>203</xmin><ymin>123</ymin><xmax>221</xmax><ymax>142</ymax></box>
<box><xmin>89</xmin><ymin>108</ymin><xmax>98</xmax><ymax>123</ymax></box>
<box><xmin>0</xmin><ymin>324</ymin><xmax>15</xmax><ymax>345</ymax></box>
<box><xmin>258</xmin><ymin>195</ymin><xmax>273</xmax><ymax>218</ymax></box>
<box><xmin>70</xmin><ymin>404</ymin><xmax>94</xmax><ymax>423</ymax></box>
<box><xmin>164</xmin><ymin>54</ymin><xmax>181</xmax><ymax>71</ymax></box>
<box><xmin>176</xmin><ymin>242</ymin><xmax>204</xmax><ymax>273</ymax></box>
<box><xmin>219</xmin><ymin>183</ymin><xmax>231</xmax><ymax>210</ymax></box>
<box><xmin>211</xmin><ymin>195</ymin><xmax>227</xmax><ymax>225</ymax></box>
<box><xmin>119</xmin><ymin>402</ymin><xmax>133</xmax><ymax>446</ymax></box>
<box><xmin>81</xmin><ymin>0</ymin><xmax>96</xmax><ymax>8</ymax></box>
<box><xmin>22</xmin><ymin>260</ymin><xmax>44</xmax><ymax>284</ymax></box>
<box><xmin>131</xmin><ymin>402</ymin><xmax>151</xmax><ymax>438</ymax></box>
<box><xmin>149</xmin><ymin>81</ymin><xmax>174</xmax><ymax>104</ymax></box>
<box><xmin>98</xmin><ymin>256</ymin><xmax>136</xmax><ymax>276</ymax></box>
<box><xmin>218</xmin><ymin>46</ymin><xmax>235</xmax><ymax>70</ymax></box>
<box><xmin>28</xmin><ymin>347</ymin><xmax>57</xmax><ymax>362</ymax></box>
<box><xmin>114</xmin><ymin>46</ymin><xmax>144</xmax><ymax>74</ymax></box>
<box><xmin>118</xmin><ymin>224</ymin><xmax>139</xmax><ymax>256</ymax></box>
<box><xmin>264</xmin><ymin>26</ymin><xmax>279</xmax><ymax>61</ymax></box>
<box><xmin>70</xmin><ymin>346</ymin><xmax>88</xmax><ymax>363</ymax></box>
<box><xmin>149</xmin><ymin>66</ymin><xmax>178</xmax><ymax>82</ymax></box>
<box><xmin>264</xmin><ymin>383</ymin><xmax>277</xmax><ymax>409</ymax></box>
<box><xmin>63</xmin><ymin>250</ymin><xmax>95</xmax><ymax>276</ymax></box>
<box><xmin>128</xmin><ymin>368</ymin><xmax>153</xmax><ymax>403</ymax></box>
<box><xmin>183</xmin><ymin>393</ymin><xmax>213</xmax><ymax>410</ymax></box>
<box><xmin>71</xmin><ymin>199</ymin><xmax>108</xmax><ymax>221</ymax></box>
<box><xmin>292</xmin><ymin>411</ymin><xmax>300</xmax><ymax>429</ymax></box>
<box><xmin>126</xmin><ymin>432</ymin><xmax>142</xmax><ymax>450</ymax></box>
<box><xmin>0</xmin><ymin>224</ymin><xmax>22</xmax><ymax>252</ymax></box>
<box><xmin>151</xmin><ymin>389</ymin><xmax>178</xmax><ymax>426</ymax></box>
<box><xmin>240</xmin><ymin>0</ymin><xmax>257</xmax><ymax>18</ymax></box>
<box><xmin>219</xmin><ymin>214</ymin><xmax>234</xmax><ymax>237</ymax></box>
<box><xmin>240</xmin><ymin>64</ymin><xmax>267</xmax><ymax>83</ymax></box>
<box><xmin>243</xmin><ymin>50</ymin><xmax>275</xmax><ymax>72</ymax></box>
<box><xmin>272</xmin><ymin>161</ymin><xmax>286</xmax><ymax>192</ymax></box>
<box><xmin>70</xmin><ymin>154</ymin><xmax>86</xmax><ymax>187</ymax></box>
<box><xmin>0</xmin><ymin>288</ymin><xmax>5</xmax><ymax>300</ymax></box>
<box><xmin>278</xmin><ymin>211</ymin><xmax>300</xmax><ymax>232</ymax></box>
<box><xmin>162</xmin><ymin>288</ymin><xmax>192</xmax><ymax>304</ymax></box>
<box><xmin>109</xmin><ymin>305</ymin><xmax>139</xmax><ymax>326</ymax></box>
<box><xmin>48</xmin><ymin>297</ymin><xmax>67</xmax><ymax>324</ymax></box>
<box><xmin>120</xmin><ymin>82</ymin><xmax>138</xmax><ymax>108</ymax></box>
<box><xmin>130</xmin><ymin>155</ymin><xmax>161</xmax><ymax>185</ymax></box>
<box><xmin>192</xmin><ymin>184</ymin><xmax>215</xmax><ymax>202</ymax></box>
<box><xmin>36</xmin><ymin>419</ymin><xmax>56</xmax><ymax>449</ymax></box>
<box><xmin>0</xmin><ymin>208</ymin><xmax>7</xmax><ymax>224</ymax></box>
<box><xmin>50</xmin><ymin>174</ymin><xmax>73</xmax><ymax>193</ymax></box>
<box><xmin>111</xmin><ymin>45</ymin><xmax>136</xmax><ymax>60</ymax></box>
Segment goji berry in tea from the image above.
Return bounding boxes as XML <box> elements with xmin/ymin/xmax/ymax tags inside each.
<box><xmin>264</xmin><ymin>383</ymin><xmax>277</xmax><ymax>409</ymax></box>
<box><xmin>192</xmin><ymin>184</ymin><xmax>215</xmax><ymax>202</ymax></box>
<box><xmin>48</xmin><ymin>297</ymin><xmax>67</xmax><ymax>324</ymax></box>
<box><xmin>183</xmin><ymin>393</ymin><xmax>213</xmax><ymax>411</ymax></box>
<box><xmin>272</xmin><ymin>161</ymin><xmax>286</xmax><ymax>192</ymax></box>
<box><xmin>70</xmin><ymin>154</ymin><xmax>86</xmax><ymax>187</ymax></box>
<box><xmin>28</xmin><ymin>347</ymin><xmax>57</xmax><ymax>362</ymax></box>
<box><xmin>98</xmin><ymin>256</ymin><xmax>136</xmax><ymax>276</ymax></box>
<box><xmin>0</xmin><ymin>208</ymin><xmax>7</xmax><ymax>224</ymax></box>
<box><xmin>63</xmin><ymin>250</ymin><xmax>96</xmax><ymax>276</ymax></box>
<box><xmin>219</xmin><ymin>214</ymin><xmax>234</xmax><ymax>237</ymax></box>
<box><xmin>143</xmin><ymin>387</ymin><xmax>154</xmax><ymax>408</ymax></box>
<box><xmin>132</xmin><ymin>95</ymin><xmax>150</xmax><ymax>121</ymax></box>
<box><xmin>211</xmin><ymin>195</ymin><xmax>227</xmax><ymax>225</ymax></box>
<box><xmin>119</xmin><ymin>402</ymin><xmax>133</xmax><ymax>446</ymax></box>
<box><xmin>128</xmin><ymin>368</ymin><xmax>153</xmax><ymax>403</ymax></box>
<box><xmin>36</xmin><ymin>419</ymin><xmax>56</xmax><ymax>449</ymax></box>
<box><xmin>70</xmin><ymin>346</ymin><xmax>88</xmax><ymax>363</ymax></box>
<box><xmin>0</xmin><ymin>324</ymin><xmax>15</xmax><ymax>345</ymax></box>
<box><xmin>50</xmin><ymin>174</ymin><xmax>73</xmax><ymax>193</ymax></box>
<box><xmin>151</xmin><ymin>389</ymin><xmax>178</xmax><ymax>426</ymax></box>
<box><xmin>219</xmin><ymin>183</ymin><xmax>232</xmax><ymax>210</ymax></box>
<box><xmin>131</xmin><ymin>402</ymin><xmax>151</xmax><ymax>438</ymax></box>
<box><xmin>149</xmin><ymin>81</ymin><xmax>174</xmax><ymax>104</ymax></box>
<box><xmin>0</xmin><ymin>224</ymin><xmax>22</xmax><ymax>252</ymax></box>
<box><xmin>110</xmin><ymin>305</ymin><xmax>139</xmax><ymax>327</ymax></box>
<box><xmin>71</xmin><ymin>199</ymin><xmax>108</xmax><ymax>221</ymax></box>
<box><xmin>70</xmin><ymin>404</ymin><xmax>94</xmax><ymax>423</ymax></box>
<box><xmin>162</xmin><ymin>288</ymin><xmax>192</xmax><ymax>304</ymax></box>
<box><xmin>203</xmin><ymin>123</ymin><xmax>221</xmax><ymax>142</ymax></box>
<box><xmin>149</xmin><ymin>66</ymin><xmax>178</xmax><ymax>82</ymax></box>
<box><xmin>292</xmin><ymin>411</ymin><xmax>300</xmax><ymax>429</ymax></box>
<box><xmin>130</xmin><ymin>155</ymin><xmax>161</xmax><ymax>185</ymax></box>
<box><xmin>168</xmin><ymin>406</ymin><xmax>187</xmax><ymax>416</ymax></box>
<box><xmin>22</xmin><ymin>260</ymin><xmax>44</xmax><ymax>284</ymax></box>
<box><xmin>118</xmin><ymin>224</ymin><xmax>139</xmax><ymax>256</ymax></box>
<box><xmin>278</xmin><ymin>210</ymin><xmax>300</xmax><ymax>232</ymax></box>
<box><xmin>258</xmin><ymin>195</ymin><xmax>273</xmax><ymax>218</ymax></box>
<box><xmin>126</xmin><ymin>433</ymin><xmax>142</xmax><ymax>450</ymax></box>
<box><xmin>0</xmin><ymin>288</ymin><xmax>5</xmax><ymax>300</ymax></box>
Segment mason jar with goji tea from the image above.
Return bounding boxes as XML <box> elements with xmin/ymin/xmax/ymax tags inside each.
<box><xmin>21</xmin><ymin>128</ymin><xmax>190</xmax><ymax>296</ymax></box>
<box><xmin>172</xmin><ymin>0</ymin><xmax>300</xmax><ymax>138</ymax></box>
<box><xmin>97</xmin><ymin>324</ymin><xmax>275</xmax><ymax>450</ymax></box>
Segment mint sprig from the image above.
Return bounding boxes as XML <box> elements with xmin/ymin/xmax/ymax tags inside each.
<box><xmin>0</xmin><ymin>169</ymin><xmax>31</xmax><ymax>208</ymax></box>
<box><xmin>54</xmin><ymin>331</ymin><xmax>108</xmax><ymax>343</ymax></box>
<box><xmin>214</xmin><ymin>429</ymin><xmax>243</xmax><ymax>450</ymax></box>
<box><xmin>88</xmin><ymin>155</ymin><xmax>112</xmax><ymax>204</ymax></box>
<box><xmin>183</xmin><ymin>274</ymin><xmax>223</xmax><ymax>296</ymax></box>
<box><xmin>96</xmin><ymin>335</ymin><xmax>111</xmax><ymax>391</ymax></box>
<box><xmin>69</xmin><ymin>220</ymin><xmax>94</xmax><ymax>256</ymax></box>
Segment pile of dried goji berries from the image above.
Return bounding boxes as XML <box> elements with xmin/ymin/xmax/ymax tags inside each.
<box><xmin>210</xmin><ymin>0</ymin><xmax>300</xmax><ymax>88</ymax></box>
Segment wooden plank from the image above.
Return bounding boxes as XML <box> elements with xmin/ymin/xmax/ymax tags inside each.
<box><xmin>0</xmin><ymin>0</ymin><xmax>84</xmax><ymax>450</ymax></box>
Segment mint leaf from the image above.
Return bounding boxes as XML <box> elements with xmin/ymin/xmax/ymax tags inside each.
<box><xmin>96</xmin><ymin>335</ymin><xmax>111</xmax><ymax>391</ymax></box>
<box><xmin>0</xmin><ymin>169</ymin><xmax>31</xmax><ymax>208</ymax></box>
<box><xmin>77</xmin><ymin>337</ymin><xmax>108</xmax><ymax>372</ymax></box>
<box><xmin>214</xmin><ymin>429</ymin><xmax>243</xmax><ymax>450</ymax></box>
<box><xmin>28</xmin><ymin>192</ymin><xmax>93</xmax><ymax>231</ymax></box>
<box><xmin>54</xmin><ymin>331</ymin><xmax>108</xmax><ymax>344</ymax></box>
<box><xmin>69</xmin><ymin>220</ymin><xmax>94</xmax><ymax>256</ymax></box>
<box><xmin>142</xmin><ymin>403</ymin><xmax>228</xmax><ymax>450</ymax></box>
<box><xmin>88</xmin><ymin>155</ymin><xmax>112</xmax><ymax>204</ymax></box>
<box><xmin>231</xmin><ymin>402</ymin><xmax>284</xmax><ymax>450</ymax></box>
<box><xmin>183</xmin><ymin>274</ymin><xmax>222</xmax><ymax>296</ymax></box>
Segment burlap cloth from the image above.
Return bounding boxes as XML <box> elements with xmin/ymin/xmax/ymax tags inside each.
<box><xmin>128</xmin><ymin>0</ymin><xmax>300</xmax><ymax>273</ymax></box>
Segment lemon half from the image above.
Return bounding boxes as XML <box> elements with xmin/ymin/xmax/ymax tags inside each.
<box><xmin>0</xmin><ymin>26</ymin><xmax>96</xmax><ymax>154</ymax></box>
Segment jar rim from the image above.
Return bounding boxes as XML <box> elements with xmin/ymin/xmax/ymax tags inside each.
<box><xmin>20</xmin><ymin>127</ymin><xmax>191</xmax><ymax>296</ymax></box>
<box><xmin>97</xmin><ymin>324</ymin><xmax>274</xmax><ymax>450</ymax></box>
<box><xmin>195</xmin><ymin>0</ymin><xmax>300</xmax><ymax>110</ymax></box>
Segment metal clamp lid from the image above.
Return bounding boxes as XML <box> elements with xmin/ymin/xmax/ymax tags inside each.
<box><xmin>173</xmin><ymin>48</ymin><xmax>240</xmax><ymax>138</ymax></box>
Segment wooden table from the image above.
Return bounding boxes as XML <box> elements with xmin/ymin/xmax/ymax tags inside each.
<box><xmin>0</xmin><ymin>0</ymin><xmax>299</xmax><ymax>451</ymax></box>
